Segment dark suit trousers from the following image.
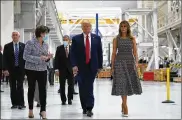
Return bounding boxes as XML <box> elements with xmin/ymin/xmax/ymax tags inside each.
<box><xmin>0</xmin><ymin>69</ymin><xmax>2</xmax><ymax>85</ymax></box>
<box><xmin>78</xmin><ymin>63</ymin><xmax>96</xmax><ymax>111</ymax></box>
<box><xmin>48</xmin><ymin>68</ymin><xmax>55</xmax><ymax>85</ymax></box>
<box><xmin>0</xmin><ymin>69</ymin><xmax>2</xmax><ymax>86</ymax></box>
<box><xmin>9</xmin><ymin>67</ymin><xmax>25</xmax><ymax>106</ymax></box>
<box><xmin>26</xmin><ymin>70</ymin><xmax>47</xmax><ymax>112</ymax></box>
<box><xmin>59</xmin><ymin>68</ymin><xmax>73</xmax><ymax>102</ymax></box>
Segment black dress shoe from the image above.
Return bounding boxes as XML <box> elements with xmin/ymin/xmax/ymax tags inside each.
<box><xmin>68</xmin><ymin>100</ymin><xmax>72</xmax><ymax>105</ymax></box>
<box><xmin>11</xmin><ymin>105</ymin><xmax>17</xmax><ymax>109</ymax></box>
<box><xmin>62</xmin><ymin>102</ymin><xmax>66</xmax><ymax>105</ymax></box>
<box><xmin>50</xmin><ymin>83</ymin><xmax>54</xmax><ymax>86</ymax></box>
<box><xmin>58</xmin><ymin>89</ymin><xmax>60</xmax><ymax>93</ymax></box>
<box><xmin>37</xmin><ymin>103</ymin><xmax>40</xmax><ymax>107</ymax></box>
<box><xmin>87</xmin><ymin>111</ymin><xmax>93</xmax><ymax>117</ymax></box>
<box><xmin>83</xmin><ymin>110</ymin><xmax>87</xmax><ymax>114</ymax></box>
<box><xmin>73</xmin><ymin>92</ymin><xmax>78</xmax><ymax>95</ymax></box>
<box><xmin>18</xmin><ymin>105</ymin><xmax>26</xmax><ymax>109</ymax></box>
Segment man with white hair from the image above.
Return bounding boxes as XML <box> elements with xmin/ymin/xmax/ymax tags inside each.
<box><xmin>3</xmin><ymin>31</ymin><xmax>26</xmax><ymax>109</ymax></box>
<box><xmin>70</xmin><ymin>20</ymin><xmax>103</xmax><ymax>117</ymax></box>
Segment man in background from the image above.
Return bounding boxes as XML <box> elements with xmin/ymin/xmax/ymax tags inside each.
<box><xmin>55</xmin><ymin>35</ymin><xmax>74</xmax><ymax>105</ymax></box>
<box><xmin>3</xmin><ymin>31</ymin><xmax>26</xmax><ymax>109</ymax></box>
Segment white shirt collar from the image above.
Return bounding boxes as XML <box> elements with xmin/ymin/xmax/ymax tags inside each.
<box><xmin>83</xmin><ymin>33</ymin><xmax>91</xmax><ymax>38</ymax></box>
<box><xmin>13</xmin><ymin>41</ymin><xmax>19</xmax><ymax>45</ymax></box>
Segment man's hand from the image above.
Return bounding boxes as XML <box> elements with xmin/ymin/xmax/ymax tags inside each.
<box><xmin>3</xmin><ymin>70</ymin><xmax>9</xmax><ymax>76</ymax></box>
<box><xmin>55</xmin><ymin>71</ymin><xmax>59</xmax><ymax>76</ymax></box>
<box><xmin>72</xmin><ymin>66</ymin><xmax>78</xmax><ymax>76</ymax></box>
<box><xmin>97</xmin><ymin>69</ymin><xmax>102</xmax><ymax>73</ymax></box>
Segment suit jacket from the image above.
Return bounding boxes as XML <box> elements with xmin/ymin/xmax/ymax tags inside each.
<box><xmin>70</xmin><ymin>33</ymin><xmax>103</xmax><ymax>74</ymax></box>
<box><xmin>3</xmin><ymin>42</ymin><xmax>25</xmax><ymax>72</ymax></box>
<box><xmin>0</xmin><ymin>52</ymin><xmax>2</xmax><ymax>69</ymax></box>
<box><xmin>54</xmin><ymin>45</ymin><xmax>72</xmax><ymax>73</ymax></box>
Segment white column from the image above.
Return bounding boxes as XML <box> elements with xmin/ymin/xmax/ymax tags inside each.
<box><xmin>24</xmin><ymin>32</ymin><xmax>32</xmax><ymax>43</ymax></box>
<box><xmin>168</xmin><ymin>1</ymin><xmax>171</xmax><ymax>13</ymax></box>
<box><xmin>146</xmin><ymin>14</ymin><xmax>151</xmax><ymax>40</ymax></box>
<box><xmin>1</xmin><ymin>1</ymin><xmax>14</xmax><ymax>47</ymax></box>
<box><xmin>137</xmin><ymin>0</ymin><xmax>143</xmax><ymax>57</ymax></box>
<box><xmin>153</xmin><ymin>1</ymin><xmax>159</xmax><ymax>69</ymax></box>
<box><xmin>168</xmin><ymin>46</ymin><xmax>173</xmax><ymax>59</ymax></box>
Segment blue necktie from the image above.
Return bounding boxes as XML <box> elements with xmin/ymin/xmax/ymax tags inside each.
<box><xmin>15</xmin><ymin>43</ymin><xmax>19</xmax><ymax>66</ymax></box>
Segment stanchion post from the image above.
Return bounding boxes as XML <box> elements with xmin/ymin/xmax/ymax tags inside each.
<box><xmin>162</xmin><ymin>68</ymin><xmax>175</xmax><ymax>103</ymax></box>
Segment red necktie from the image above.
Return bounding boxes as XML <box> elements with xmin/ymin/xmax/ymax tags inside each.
<box><xmin>85</xmin><ymin>35</ymin><xmax>90</xmax><ymax>64</ymax></box>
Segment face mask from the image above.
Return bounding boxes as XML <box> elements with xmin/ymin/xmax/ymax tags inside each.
<box><xmin>43</xmin><ymin>34</ymin><xmax>49</xmax><ymax>42</ymax></box>
<box><xmin>63</xmin><ymin>41</ymin><xmax>68</xmax><ymax>47</ymax></box>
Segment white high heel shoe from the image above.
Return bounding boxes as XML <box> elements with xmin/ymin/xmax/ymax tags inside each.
<box><xmin>122</xmin><ymin>114</ymin><xmax>128</xmax><ymax>117</ymax></box>
<box><xmin>121</xmin><ymin>104</ymin><xmax>128</xmax><ymax>117</ymax></box>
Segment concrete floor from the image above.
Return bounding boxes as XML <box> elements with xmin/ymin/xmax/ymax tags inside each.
<box><xmin>0</xmin><ymin>79</ymin><xmax>181</xmax><ymax>119</ymax></box>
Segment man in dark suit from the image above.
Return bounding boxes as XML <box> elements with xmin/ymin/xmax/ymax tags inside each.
<box><xmin>70</xmin><ymin>20</ymin><xmax>103</xmax><ymax>117</ymax></box>
<box><xmin>54</xmin><ymin>35</ymin><xmax>74</xmax><ymax>105</ymax></box>
<box><xmin>0</xmin><ymin>45</ymin><xmax>4</xmax><ymax>92</ymax></box>
<box><xmin>3</xmin><ymin>31</ymin><xmax>26</xmax><ymax>109</ymax></box>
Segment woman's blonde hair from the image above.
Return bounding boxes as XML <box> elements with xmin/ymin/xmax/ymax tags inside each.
<box><xmin>117</xmin><ymin>20</ymin><xmax>134</xmax><ymax>40</ymax></box>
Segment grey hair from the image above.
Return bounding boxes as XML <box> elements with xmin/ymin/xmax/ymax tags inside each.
<box><xmin>12</xmin><ymin>30</ymin><xmax>20</xmax><ymax>36</ymax></box>
<box><xmin>63</xmin><ymin>35</ymin><xmax>69</xmax><ymax>38</ymax></box>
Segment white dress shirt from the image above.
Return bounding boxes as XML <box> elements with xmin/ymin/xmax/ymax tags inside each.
<box><xmin>13</xmin><ymin>41</ymin><xmax>19</xmax><ymax>52</ymax></box>
<box><xmin>83</xmin><ymin>33</ymin><xmax>91</xmax><ymax>58</ymax></box>
<box><xmin>65</xmin><ymin>45</ymin><xmax>69</xmax><ymax>54</ymax></box>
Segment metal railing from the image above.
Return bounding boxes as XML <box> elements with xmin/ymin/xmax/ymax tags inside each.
<box><xmin>35</xmin><ymin>1</ymin><xmax>63</xmax><ymax>38</ymax></box>
<box><xmin>52</xmin><ymin>0</ymin><xmax>63</xmax><ymax>37</ymax></box>
<box><xmin>47</xmin><ymin>0</ymin><xmax>63</xmax><ymax>41</ymax></box>
<box><xmin>157</xmin><ymin>9</ymin><xmax>181</xmax><ymax>30</ymax></box>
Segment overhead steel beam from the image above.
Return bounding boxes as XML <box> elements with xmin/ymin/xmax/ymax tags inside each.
<box><xmin>125</xmin><ymin>12</ymin><xmax>154</xmax><ymax>39</ymax></box>
<box><xmin>69</xmin><ymin>19</ymin><xmax>83</xmax><ymax>33</ymax></box>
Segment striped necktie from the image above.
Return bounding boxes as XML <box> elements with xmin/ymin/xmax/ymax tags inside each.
<box><xmin>65</xmin><ymin>47</ymin><xmax>68</xmax><ymax>58</ymax></box>
<box><xmin>14</xmin><ymin>43</ymin><xmax>19</xmax><ymax>66</ymax></box>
